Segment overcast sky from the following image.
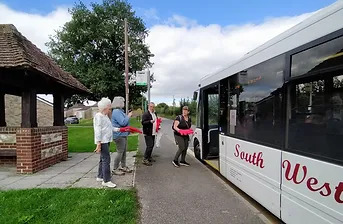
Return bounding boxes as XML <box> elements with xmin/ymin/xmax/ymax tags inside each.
<box><xmin>0</xmin><ymin>0</ymin><xmax>336</xmax><ymax>105</ymax></box>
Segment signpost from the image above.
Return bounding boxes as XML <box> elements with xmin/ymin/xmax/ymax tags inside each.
<box><xmin>135</xmin><ymin>69</ymin><xmax>152</xmax><ymax>111</ymax></box>
<box><xmin>147</xmin><ymin>70</ymin><xmax>151</xmax><ymax>105</ymax></box>
<box><xmin>136</xmin><ymin>71</ymin><xmax>147</xmax><ymax>86</ymax></box>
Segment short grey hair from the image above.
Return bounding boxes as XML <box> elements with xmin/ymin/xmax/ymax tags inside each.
<box><xmin>112</xmin><ymin>96</ymin><xmax>125</xmax><ymax>109</ymax></box>
<box><xmin>98</xmin><ymin>98</ymin><xmax>112</xmax><ymax>112</ymax></box>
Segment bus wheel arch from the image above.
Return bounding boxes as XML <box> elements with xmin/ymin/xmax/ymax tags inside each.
<box><xmin>194</xmin><ymin>138</ymin><xmax>201</xmax><ymax>160</ymax></box>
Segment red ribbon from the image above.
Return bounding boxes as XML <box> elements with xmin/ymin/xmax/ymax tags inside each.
<box><xmin>119</xmin><ymin>126</ymin><xmax>142</xmax><ymax>134</ymax></box>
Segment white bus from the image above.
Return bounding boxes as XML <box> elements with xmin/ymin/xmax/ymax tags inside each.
<box><xmin>192</xmin><ymin>1</ymin><xmax>343</xmax><ymax>223</ymax></box>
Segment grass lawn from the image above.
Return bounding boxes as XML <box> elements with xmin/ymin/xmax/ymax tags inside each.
<box><xmin>0</xmin><ymin>188</ymin><xmax>138</xmax><ymax>224</ymax></box>
<box><xmin>69</xmin><ymin>118</ymin><xmax>93</xmax><ymax>126</ymax></box>
<box><xmin>68</xmin><ymin>117</ymin><xmax>142</xmax><ymax>128</ymax></box>
<box><xmin>68</xmin><ymin>118</ymin><xmax>141</xmax><ymax>152</ymax></box>
<box><xmin>128</xmin><ymin>117</ymin><xmax>142</xmax><ymax>128</ymax></box>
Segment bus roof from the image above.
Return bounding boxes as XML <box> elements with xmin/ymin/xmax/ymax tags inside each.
<box><xmin>199</xmin><ymin>1</ymin><xmax>343</xmax><ymax>88</ymax></box>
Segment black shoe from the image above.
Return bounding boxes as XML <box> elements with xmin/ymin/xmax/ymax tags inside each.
<box><xmin>172</xmin><ymin>160</ymin><xmax>180</xmax><ymax>168</ymax></box>
<box><xmin>148</xmin><ymin>158</ymin><xmax>156</xmax><ymax>162</ymax></box>
<box><xmin>180</xmin><ymin>161</ymin><xmax>190</xmax><ymax>166</ymax></box>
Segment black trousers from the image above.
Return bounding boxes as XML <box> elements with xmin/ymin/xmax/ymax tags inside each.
<box><xmin>174</xmin><ymin>135</ymin><xmax>189</xmax><ymax>162</ymax></box>
<box><xmin>144</xmin><ymin>135</ymin><xmax>155</xmax><ymax>160</ymax></box>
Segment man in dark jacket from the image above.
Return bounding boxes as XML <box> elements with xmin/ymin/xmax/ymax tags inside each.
<box><xmin>141</xmin><ymin>102</ymin><xmax>158</xmax><ymax>166</ymax></box>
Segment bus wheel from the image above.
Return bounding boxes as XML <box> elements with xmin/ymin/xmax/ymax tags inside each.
<box><xmin>194</xmin><ymin>140</ymin><xmax>201</xmax><ymax>160</ymax></box>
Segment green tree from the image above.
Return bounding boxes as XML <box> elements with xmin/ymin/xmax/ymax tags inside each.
<box><xmin>47</xmin><ymin>0</ymin><xmax>153</xmax><ymax>107</ymax></box>
<box><xmin>189</xmin><ymin>99</ymin><xmax>197</xmax><ymax>115</ymax></box>
<box><xmin>179</xmin><ymin>97</ymin><xmax>197</xmax><ymax>115</ymax></box>
<box><xmin>157</xmin><ymin>102</ymin><xmax>168</xmax><ymax>108</ymax></box>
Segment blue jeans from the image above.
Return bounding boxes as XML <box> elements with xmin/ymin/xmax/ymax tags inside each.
<box><xmin>98</xmin><ymin>143</ymin><xmax>111</xmax><ymax>182</ymax></box>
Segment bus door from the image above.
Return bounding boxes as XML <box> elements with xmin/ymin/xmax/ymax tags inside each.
<box><xmin>202</xmin><ymin>84</ymin><xmax>219</xmax><ymax>159</ymax></box>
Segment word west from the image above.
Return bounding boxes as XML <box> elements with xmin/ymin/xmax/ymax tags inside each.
<box><xmin>283</xmin><ymin>160</ymin><xmax>343</xmax><ymax>204</ymax></box>
<box><xmin>234</xmin><ymin>144</ymin><xmax>265</xmax><ymax>168</ymax></box>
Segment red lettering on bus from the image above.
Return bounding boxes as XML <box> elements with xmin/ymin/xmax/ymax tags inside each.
<box><xmin>283</xmin><ymin>160</ymin><xmax>342</xmax><ymax>204</ymax></box>
<box><xmin>256</xmin><ymin>152</ymin><xmax>265</xmax><ymax>168</ymax></box>
<box><xmin>240</xmin><ymin>151</ymin><xmax>245</xmax><ymax>160</ymax></box>
<box><xmin>335</xmin><ymin>182</ymin><xmax>343</xmax><ymax>203</ymax></box>
<box><xmin>320</xmin><ymin>183</ymin><xmax>332</xmax><ymax>197</ymax></box>
<box><xmin>234</xmin><ymin>144</ymin><xmax>264</xmax><ymax>168</ymax></box>
<box><xmin>234</xmin><ymin>144</ymin><xmax>239</xmax><ymax>157</ymax></box>
<box><xmin>306</xmin><ymin>178</ymin><xmax>331</xmax><ymax>197</ymax></box>
<box><xmin>282</xmin><ymin>160</ymin><xmax>307</xmax><ymax>184</ymax></box>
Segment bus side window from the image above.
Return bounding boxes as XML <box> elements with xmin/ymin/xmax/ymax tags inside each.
<box><xmin>287</xmin><ymin>75</ymin><xmax>343</xmax><ymax>164</ymax></box>
<box><xmin>225</xmin><ymin>55</ymin><xmax>285</xmax><ymax>148</ymax></box>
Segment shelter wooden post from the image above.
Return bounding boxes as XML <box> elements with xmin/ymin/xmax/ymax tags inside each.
<box><xmin>0</xmin><ymin>92</ymin><xmax>6</xmax><ymax>127</ymax></box>
<box><xmin>53</xmin><ymin>93</ymin><xmax>64</xmax><ymax>126</ymax></box>
<box><xmin>21</xmin><ymin>90</ymin><xmax>37</xmax><ymax>128</ymax></box>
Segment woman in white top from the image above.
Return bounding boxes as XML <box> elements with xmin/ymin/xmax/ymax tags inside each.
<box><xmin>94</xmin><ymin>98</ymin><xmax>117</xmax><ymax>188</ymax></box>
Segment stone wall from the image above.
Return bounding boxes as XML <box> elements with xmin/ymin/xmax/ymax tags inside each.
<box><xmin>0</xmin><ymin>127</ymin><xmax>17</xmax><ymax>165</ymax></box>
<box><xmin>37</xmin><ymin>98</ymin><xmax>53</xmax><ymax>126</ymax></box>
<box><xmin>84</xmin><ymin>107</ymin><xmax>97</xmax><ymax>119</ymax></box>
<box><xmin>0</xmin><ymin>126</ymin><xmax>68</xmax><ymax>173</ymax></box>
<box><xmin>5</xmin><ymin>94</ymin><xmax>53</xmax><ymax>127</ymax></box>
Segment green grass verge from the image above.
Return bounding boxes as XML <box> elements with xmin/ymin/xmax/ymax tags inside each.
<box><xmin>0</xmin><ymin>188</ymin><xmax>138</xmax><ymax>224</ymax></box>
<box><xmin>68</xmin><ymin>117</ymin><xmax>142</xmax><ymax>128</ymax></box>
<box><xmin>129</xmin><ymin>117</ymin><xmax>142</xmax><ymax>128</ymax></box>
<box><xmin>68</xmin><ymin>118</ymin><xmax>93</xmax><ymax>126</ymax></box>
<box><xmin>68</xmin><ymin>128</ymin><xmax>138</xmax><ymax>152</ymax></box>
<box><xmin>68</xmin><ymin>118</ymin><xmax>140</xmax><ymax>153</ymax></box>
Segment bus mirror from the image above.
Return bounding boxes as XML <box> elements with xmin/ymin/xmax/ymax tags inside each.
<box><xmin>193</xmin><ymin>91</ymin><xmax>198</xmax><ymax>101</ymax></box>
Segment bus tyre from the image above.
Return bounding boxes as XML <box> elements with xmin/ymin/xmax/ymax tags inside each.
<box><xmin>194</xmin><ymin>140</ymin><xmax>201</xmax><ymax>160</ymax></box>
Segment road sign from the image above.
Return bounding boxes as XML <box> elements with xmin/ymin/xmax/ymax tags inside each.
<box><xmin>136</xmin><ymin>71</ymin><xmax>147</xmax><ymax>86</ymax></box>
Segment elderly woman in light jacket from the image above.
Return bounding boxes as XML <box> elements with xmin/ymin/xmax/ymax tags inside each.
<box><xmin>94</xmin><ymin>97</ymin><xmax>118</xmax><ymax>188</ymax></box>
<box><xmin>111</xmin><ymin>96</ymin><xmax>132</xmax><ymax>175</ymax></box>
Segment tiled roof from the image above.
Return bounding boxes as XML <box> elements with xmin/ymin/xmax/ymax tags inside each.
<box><xmin>0</xmin><ymin>24</ymin><xmax>90</xmax><ymax>94</ymax></box>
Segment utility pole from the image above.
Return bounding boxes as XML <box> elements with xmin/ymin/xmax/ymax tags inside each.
<box><xmin>141</xmin><ymin>92</ymin><xmax>144</xmax><ymax>110</ymax></box>
<box><xmin>124</xmin><ymin>18</ymin><xmax>129</xmax><ymax>114</ymax></box>
<box><xmin>147</xmin><ymin>69</ymin><xmax>151</xmax><ymax>105</ymax></box>
<box><xmin>172</xmin><ymin>95</ymin><xmax>175</xmax><ymax>115</ymax></box>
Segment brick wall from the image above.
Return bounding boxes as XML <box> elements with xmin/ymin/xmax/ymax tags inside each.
<box><xmin>5</xmin><ymin>94</ymin><xmax>53</xmax><ymax>127</ymax></box>
<box><xmin>0</xmin><ymin>126</ymin><xmax>68</xmax><ymax>173</ymax></box>
<box><xmin>16</xmin><ymin>127</ymin><xmax>68</xmax><ymax>173</ymax></box>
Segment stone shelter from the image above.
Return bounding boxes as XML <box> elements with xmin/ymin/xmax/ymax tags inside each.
<box><xmin>0</xmin><ymin>24</ymin><xmax>90</xmax><ymax>173</ymax></box>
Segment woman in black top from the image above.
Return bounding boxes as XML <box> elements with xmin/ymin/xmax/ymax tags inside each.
<box><xmin>172</xmin><ymin>106</ymin><xmax>192</xmax><ymax>167</ymax></box>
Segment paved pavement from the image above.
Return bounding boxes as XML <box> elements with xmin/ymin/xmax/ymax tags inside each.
<box><xmin>0</xmin><ymin>118</ymin><xmax>274</xmax><ymax>224</ymax></box>
<box><xmin>135</xmin><ymin>118</ymin><xmax>267</xmax><ymax>224</ymax></box>
<box><xmin>0</xmin><ymin>152</ymin><xmax>136</xmax><ymax>190</ymax></box>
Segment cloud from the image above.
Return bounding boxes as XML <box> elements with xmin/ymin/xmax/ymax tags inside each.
<box><xmin>142</xmin><ymin>8</ymin><xmax>160</xmax><ymax>21</ymax></box>
<box><xmin>0</xmin><ymin>2</ymin><xmax>314</xmax><ymax>106</ymax></box>
<box><xmin>166</xmin><ymin>15</ymin><xmax>197</xmax><ymax>27</ymax></box>
<box><xmin>147</xmin><ymin>12</ymin><xmax>313</xmax><ymax>105</ymax></box>
<box><xmin>0</xmin><ymin>3</ymin><xmax>71</xmax><ymax>52</ymax></box>
<box><xmin>135</xmin><ymin>7</ymin><xmax>160</xmax><ymax>25</ymax></box>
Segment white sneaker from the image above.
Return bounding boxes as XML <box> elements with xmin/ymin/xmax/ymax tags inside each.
<box><xmin>96</xmin><ymin>177</ymin><xmax>103</xmax><ymax>182</ymax></box>
<box><xmin>102</xmin><ymin>181</ymin><xmax>117</xmax><ymax>188</ymax></box>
